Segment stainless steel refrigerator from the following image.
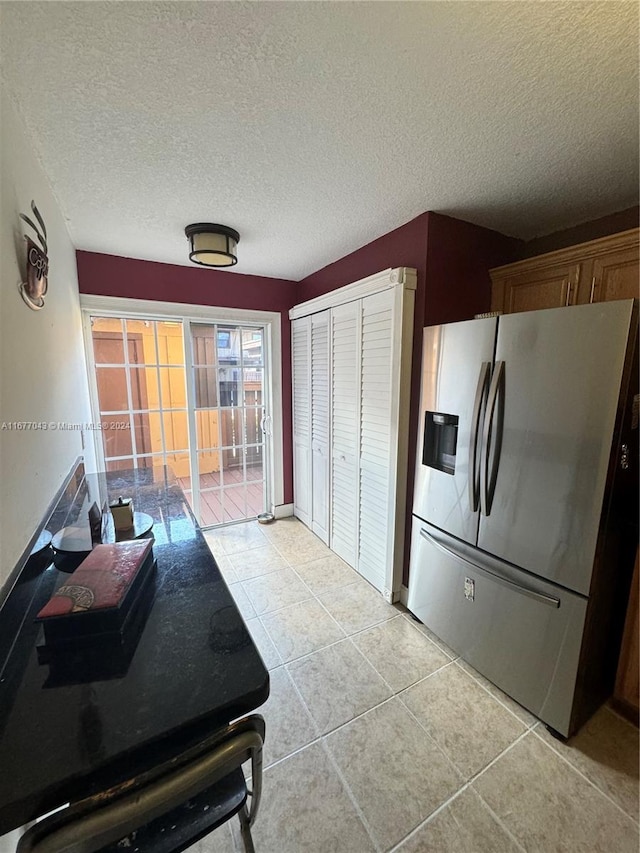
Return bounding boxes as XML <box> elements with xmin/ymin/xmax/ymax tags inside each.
<box><xmin>407</xmin><ymin>299</ymin><xmax>638</xmax><ymax>737</ymax></box>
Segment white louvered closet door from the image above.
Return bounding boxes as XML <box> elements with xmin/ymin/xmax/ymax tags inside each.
<box><xmin>358</xmin><ymin>290</ymin><xmax>396</xmax><ymax>591</ymax></box>
<box><xmin>292</xmin><ymin>316</ymin><xmax>312</xmax><ymax>526</ymax></box>
<box><xmin>330</xmin><ymin>300</ymin><xmax>360</xmax><ymax>567</ymax></box>
<box><xmin>311</xmin><ymin>310</ymin><xmax>330</xmax><ymax>543</ymax></box>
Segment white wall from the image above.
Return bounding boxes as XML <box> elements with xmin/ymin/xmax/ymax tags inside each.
<box><xmin>0</xmin><ymin>85</ymin><xmax>94</xmax><ymax>589</ymax></box>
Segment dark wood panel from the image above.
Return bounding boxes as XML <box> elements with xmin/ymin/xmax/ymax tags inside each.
<box><xmin>614</xmin><ymin>548</ymin><xmax>639</xmax><ymax>725</ymax></box>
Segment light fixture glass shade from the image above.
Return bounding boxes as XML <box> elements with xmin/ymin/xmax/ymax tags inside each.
<box><xmin>185</xmin><ymin>224</ymin><xmax>239</xmax><ymax>267</ymax></box>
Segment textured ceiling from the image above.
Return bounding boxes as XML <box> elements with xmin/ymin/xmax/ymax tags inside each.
<box><xmin>1</xmin><ymin>1</ymin><xmax>638</xmax><ymax>280</ymax></box>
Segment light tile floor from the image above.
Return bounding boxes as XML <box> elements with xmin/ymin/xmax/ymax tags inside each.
<box><xmin>196</xmin><ymin>518</ymin><xmax>639</xmax><ymax>853</ymax></box>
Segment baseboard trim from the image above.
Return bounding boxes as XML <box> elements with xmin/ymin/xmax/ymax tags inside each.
<box><xmin>272</xmin><ymin>503</ymin><xmax>294</xmax><ymax>519</ymax></box>
<box><xmin>398</xmin><ymin>584</ymin><xmax>409</xmax><ymax>607</ymax></box>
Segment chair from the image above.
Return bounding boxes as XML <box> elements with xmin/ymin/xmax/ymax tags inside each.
<box><xmin>17</xmin><ymin>715</ymin><xmax>265</xmax><ymax>853</ymax></box>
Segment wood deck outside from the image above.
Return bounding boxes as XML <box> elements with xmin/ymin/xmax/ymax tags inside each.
<box><xmin>178</xmin><ymin>464</ymin><xmax>265</xmax><ymax>526</ymax></box>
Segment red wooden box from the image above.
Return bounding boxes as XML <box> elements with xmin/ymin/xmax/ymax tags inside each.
<box><xmin>36</xmin><ymin>540</ymin><xmax>154</xmax><ymax>644</ymax></box>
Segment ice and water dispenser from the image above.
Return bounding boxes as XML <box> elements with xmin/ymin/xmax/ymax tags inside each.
<box><xmin>422</xmin><ymin>412</ymin><xmax>459</xmax><ymax>475</ymax></box>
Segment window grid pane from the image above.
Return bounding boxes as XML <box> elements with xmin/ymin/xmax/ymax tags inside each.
<box><xmin>92</xmin><ymin>317</ymin><xmax>188</xmax><ymax>480</ymax></box>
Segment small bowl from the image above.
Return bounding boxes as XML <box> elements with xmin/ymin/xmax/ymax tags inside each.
<box><xmin>257</xmin><ymin>512</ymin><xmax>275</xmax><ymax>525</ymax></box>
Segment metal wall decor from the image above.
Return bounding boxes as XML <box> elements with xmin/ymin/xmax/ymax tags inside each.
<box><xmin>19</xmin><ymin>201</ymin><xmax>49</xmax><ymax>310</ymax></box>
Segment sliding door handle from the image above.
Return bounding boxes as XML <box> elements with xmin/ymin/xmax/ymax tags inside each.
<box><xmin>468</xmin><ymin>362</ymin><xmax>490</xmax><ymax>512</ymax></box>
<box><xmin>480</xmin><ymin>361</ymin><xmax>505</xmax><ymax>517</ymax></box>
<box><xmin>260</xmin><ymin>410</ymin><xmax>272</xmax><ymax>437</ymax></box>
<box><xmin>419</xmin><ymin>527</ymin><xmax>560</xmax><ymax>608</ymax></box>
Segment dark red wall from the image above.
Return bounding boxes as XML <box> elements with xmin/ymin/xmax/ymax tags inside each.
<box><xmin>298</xmin><ymin>213</ymin><xmax>431</xmax><ymax>303</ymax></box>
<box><xmin>300</xmin><ymin>212</ymin><xmax>518</xmax><ymax>584</ymax></box>
<box><xmin>424</xmin><ymin>213</ymin><xmax>521</xmax><ymax>325</ymax></box>
<box><xmin>76</xmin><ymin>251</ymin><xmax>297</xmax><ymax>504</ymax></box>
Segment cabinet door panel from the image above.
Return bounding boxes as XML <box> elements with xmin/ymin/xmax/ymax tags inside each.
<box><xmin>503</xmin><ymin>263</ymin><xmax>581</xmax><ymax>314</ymax></box>
<box><xmin>592</xmin><ymin>249</ymin><xmax>639</xmax><ymax>303</ymax></box>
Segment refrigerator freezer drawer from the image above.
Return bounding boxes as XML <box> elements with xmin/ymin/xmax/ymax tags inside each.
<box><xmin>407</xmin><ymin>519</ymin><xmax>588</xmax><ymax>736</ymax></box>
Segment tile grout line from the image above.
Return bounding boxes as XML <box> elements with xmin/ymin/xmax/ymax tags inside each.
<box><xmin>398</xmin><ymin>611</ymin><xmax>460</xmax><ymax>660</ymax></box>
<box><xmin>452</xmin><ymin>659</ymin><xmax>537</xmax><ymax>730</ymax></box>
<box><xmin>281</xmin><ymin>661</ymin><xmax>324</xmax><ymax>742</ymax></box>
<box><xmin>346</xmin><ymin>614</ymin><xmax>463</xmax><ymax>692</ymax></box>
<box><xmin>254</xmin><ymin>571</ymin><xmax>349</xmax><ymax>662</ymax></box>
<box><xmin>395</xmin><ymin>657</ymin><xmax>459</xmax><ymax>698</ymax></box>
<box><xmin>260</xmin><ymin>600</ymin><xmax>401</xmax><ymax>670</ymax></box>
<box><xmin>260</xmin><ymin>527</ymin><xmax>334</xmax><ymax>571</ymax></box>
<box><xmin>254</xmin><ymin>613</ymin><xmax>283</xmax><ymax>669</ymax></box>
<box><xmin>309</xmin><ymin>579</ymin><xmax>402</xmax><ymax>640</ymax></box>
<box><xmin>310</xmin><ymin>586</ymin><xmax>373</xmax><ymax>641</ymax></box>
<box><xmin>472</xmin><ymin>801</ymin><xmax>529</xmax><ymax>853</ymax></box>
<box><xmin>319</xmin><ymin>739</ymin><xmax>384</xmax><ymax>853</ymax></box>
<box><xmin>529</xmin><ymin>725</ymin><xmax>640</xmax><ymax>826</ymax></box>
<box><xmin>464</xmin><ymin>728</ymin><xmax>537</xmax><ymax>853</ymax></box>
<box><xmin>259</xmin><ymin>732</ymin><xmax>325</xmax><ymax>775</ymax></box>
<box><xmin>204</xmin><ymin>529</ymin><xmax>269</xmax><ymax>557</ymax></box>
<box><xmin>395</xmin><ymin>664</ymin><xmax>473</xmax><ymax>777</ymax></box>
<box><xmin>387</xmin><ymin>781</ymin><xmax>528</xmax><ymax>853</ymax></box>
<box><xmin>319</xmin><ymin>693</ymin><xmax>400</xmax><ymax>741</ymax></box>
<box><xmin>236</xmin><ymin>530</ymin><xmax>338</xmax><ymax>616</ymax></box>
<box><xmin>252</xmin><ymin>601</ymin><xmax>350</xmax><ymax>665</ymax></box>
<box><xmin>397</xmin><ymin>610</ymin><xmax>457</xmax><ymax>655</ymax></box>
<box><xmin>281</xmin><ymin>629</ymin><xmax>373</xmax><ymax>671</ymax></box>
<box><xmin>346</xmin><ymin>636</ymin><xmax>398</xmax><ymax>694</ymax></box>
<box><xmin>394</xmin><ymin>660</ymin><xmax>537</xmax><ymax>814</ymax></box>
<box><xmin>229</xmin><ymin>562</ymin><xmax>288</xmax><ymax>584</ymax></box>
<box><xmin>468</xmin><ymin>725</ymin><xmax>535</xmax><ymax>780</ymax></box>
<box><xmin>379</xmin><ymin>693</ymin><xmax>529</xmax><ymax>853</ymax></box>
<box><xmin>282</xmin><ymin>638</ymin><xmax>400</xmax><ymax>740</ymax></box>
<box><xmin>385</xmin><ymin>786</ymin><xmax>473</xmax><ymax>853</ymax></box>
<box><xmin>277</xmin><ymin>617</ymin><xmax>447</xmax><ymax>750</ymax></box>
<box><xmin>469</xmin><ymin>731</ymin><xmax>537</xmax><ymax>842</ymax></box>
<box><xmin>239</xmin><ymin>586</ymin><xmax>316</xmax><ymax>619</ymax></box>
<box><xmin>287</xmin><ymin>553</ymin><xmax>365</xmax><ymax>595</ymax></box>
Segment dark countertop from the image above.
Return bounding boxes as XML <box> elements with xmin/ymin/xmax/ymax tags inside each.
<box><xmin>0</xmin><ymin>467</ymin><xmax>269</xmax><ymax>834</ymax></box>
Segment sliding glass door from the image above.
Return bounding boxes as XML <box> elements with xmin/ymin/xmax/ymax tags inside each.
<box><xmin>190</xmin><ymin>323</ymin><xmax>266</xmax><ymax>524</ymax></box>
<box><xmin>88</xmin><ymin>314</ymin><xmax>268</xmax><ymax>527</ymax></box>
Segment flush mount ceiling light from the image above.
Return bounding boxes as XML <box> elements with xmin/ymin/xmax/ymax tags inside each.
<box><xmin>185</xmin><ymin>223</ymin><xmax>240</xmax><ymax>268</ymax></box>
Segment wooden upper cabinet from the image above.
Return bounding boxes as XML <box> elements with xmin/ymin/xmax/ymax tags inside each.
<box><xmin>587</xmin><ymin>247</ymin><xmax>639</xmax><ymax>304</ymax></box>
<box><xmin>491</xmin><ymin>228</ymin><xmax>639</xmax><ymax>315</ymax></box>
<box><xmin>491</xmin><ymin>262</ymin><xmax>581</xmax><ymax>314</ymax></box>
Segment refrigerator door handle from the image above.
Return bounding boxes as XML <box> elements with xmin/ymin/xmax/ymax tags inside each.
<box><xmin>419</xmin><ymin>527</ymin><xmax>561</xmax><ymax>608</ymax></box>
<box><xmin>468</xmin><ymin>362</ymin><xmax>491</xmax><ymax>512</ymax></box>
<box><xmin>480</xmin><ymin>360</ymin><xmax>505</xmax><ymax>517</ymax></box>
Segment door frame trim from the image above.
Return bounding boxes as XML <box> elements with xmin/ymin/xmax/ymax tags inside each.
<box><xmin>80</xmin><ymin>294</ymin><xmax>284</xmax><ymax>511</ymax></box>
